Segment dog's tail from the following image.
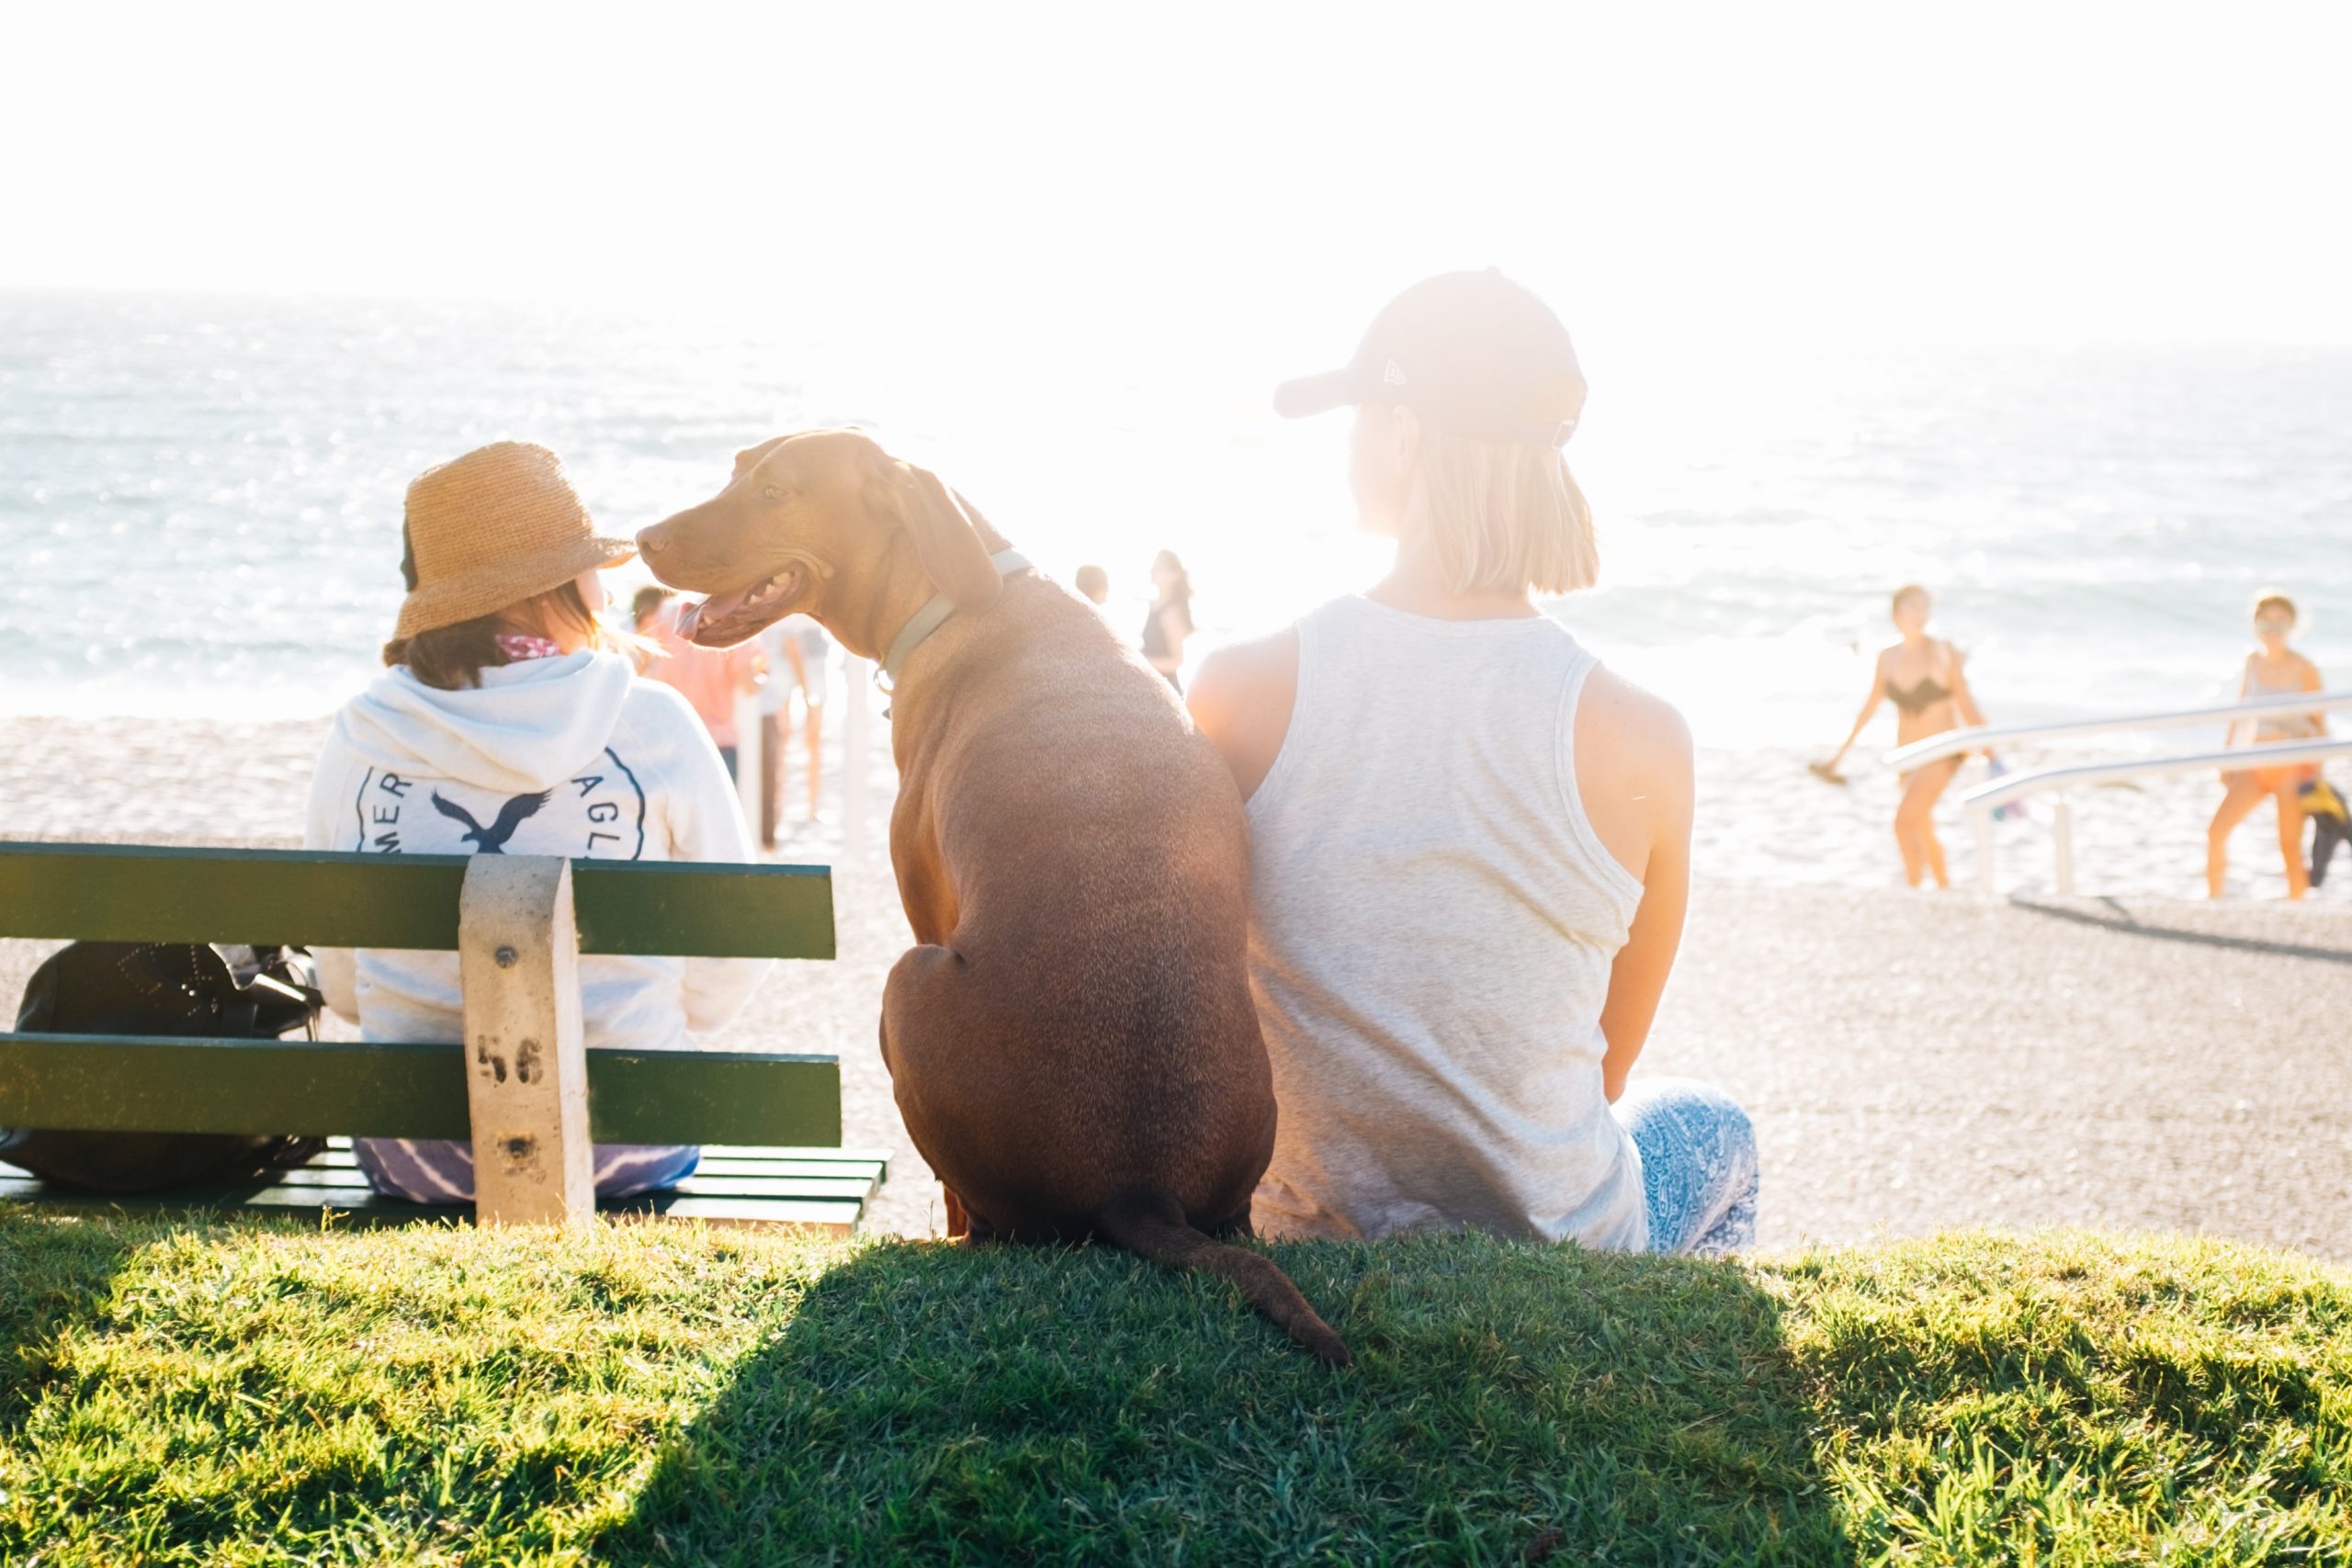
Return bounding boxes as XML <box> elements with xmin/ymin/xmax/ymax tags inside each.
<box><xmin>1095</xmin><ymin>1194</ymin><xmax>1351</xmax><ymax>1366</ymax></box>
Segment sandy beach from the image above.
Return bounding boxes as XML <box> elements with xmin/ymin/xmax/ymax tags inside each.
<box><xmin>5</xmin><ymin>709</ymin><xmax>2347</xmax><ymax>1259</ymax></box>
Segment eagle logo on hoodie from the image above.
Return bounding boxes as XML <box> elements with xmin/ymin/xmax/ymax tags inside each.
<box><xmin>428</xmin><ymin>789</ymin><xmax>552</xmax><ymax>853</ymax></box>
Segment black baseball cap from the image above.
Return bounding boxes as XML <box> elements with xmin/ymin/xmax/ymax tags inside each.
<box><xmin>1272</xmin><ymin>269</ymin><xmax>1586</xmax><ymax>447</ymax></box>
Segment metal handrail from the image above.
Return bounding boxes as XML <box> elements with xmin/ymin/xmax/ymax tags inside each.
<box><xmin>1960</xmin><ymin>737</ymin><xmax>2352</xmax><ymax>897</ymax></box>
<box><xmin>1960</xmin><ymin>737</ymin><xmax>2352</xmax><ymax>814</ymax></box>
<box><xmin>1883</xmin><ymin>688</ymin><xmax>2352</xmax><ymax>772</ymax></box>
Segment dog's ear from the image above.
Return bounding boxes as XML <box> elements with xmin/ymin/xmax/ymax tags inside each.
<box><xmin>867</xmin><ymin>458</ymin><xmax>1002</xmax><ymax>611</ymax></box>
<box><xmin>730</xmin><ymin>435</ymin><xmax>793</xmax><ymax>482</ymax></box>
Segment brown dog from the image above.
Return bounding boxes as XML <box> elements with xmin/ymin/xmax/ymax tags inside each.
<box><xmin>637</xmin><ymin>430</ymin><xmax>1347</xmax><ymax>1364</ymax></box>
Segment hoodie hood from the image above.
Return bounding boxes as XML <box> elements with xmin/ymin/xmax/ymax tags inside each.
<box><xmin>334</xmin><ymin>651</ymin><xmax>640</xmax><ymax>795</ymax></box>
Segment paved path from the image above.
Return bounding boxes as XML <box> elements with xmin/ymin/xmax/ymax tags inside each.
<box><xmin>1645</xmin><ymin>885</ymin><xmax>2352</xmax><ymax>1260</ymax></box>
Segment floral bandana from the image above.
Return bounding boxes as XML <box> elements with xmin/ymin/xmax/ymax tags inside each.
<box><xmin>494</xmin><ymin>633</ymin><xmax>564</xmax><ymax>662</ymax></box>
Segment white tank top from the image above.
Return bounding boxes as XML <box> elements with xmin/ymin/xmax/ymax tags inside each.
<box><xmin>1245</xmin><ymin>596</ymin><xmax>1648</xmax><ymax>1247</ymax></box>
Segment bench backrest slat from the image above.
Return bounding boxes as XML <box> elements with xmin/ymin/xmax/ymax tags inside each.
<box><xmin>0</xmin><ymin>1033</ymin><xmax>842</xmax><ymax>1147</ymax></box>
<box><xmin>0</xmin><ymin>843</ymin><xmax>833</xmax><ymax>959</ymax></box>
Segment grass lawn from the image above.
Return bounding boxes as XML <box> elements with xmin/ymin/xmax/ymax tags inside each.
<box><xmin>0</xmin><ymin>1214</ymin><xmax>2345</xmax><ymax>1565</ymax></box>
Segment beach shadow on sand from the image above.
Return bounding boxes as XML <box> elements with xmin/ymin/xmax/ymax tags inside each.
<box><xmin>2011</xmin><ymin>897</ymin><xmax>2352</xmax><ymax>965</ymax></box>
<box><xmin>597</xmin><ymin>1235</ymin><xmax>1851</xmax><ymax>1563</ymax></box>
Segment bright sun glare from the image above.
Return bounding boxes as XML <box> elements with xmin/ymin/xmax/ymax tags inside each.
<box><xmin>6</xmin><ymin>1</ymin><xmax>2352</xmax><ymax>740</ymax></box>
<box><xmin>6</xmin><ymin>1</ymin><xmax>2350</xmax><ymax>364</ymax></box>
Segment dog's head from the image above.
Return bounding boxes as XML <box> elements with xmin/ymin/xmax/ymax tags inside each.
<box><xmin>636</xmin><ymin>428</ymin><xmax>1006</xmax><ymax>649</ymax></box>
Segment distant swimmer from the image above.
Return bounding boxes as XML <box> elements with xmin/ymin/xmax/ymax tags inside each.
<box><xmin>1813</xmin><ymin>584</ymin><xmax>1991</xmax><ymax>890</ymax></box>
<box><xmin>2208</xmin><ymin>590</ymin><xmax>2326</xmax><ymax>900</ymax></box>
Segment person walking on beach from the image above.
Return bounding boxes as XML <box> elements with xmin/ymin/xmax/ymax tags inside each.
<box><xmin>1142</xmin><ymin>549</ymin><xmax>1194</xmax><ymax>689</ymax></box>
<box><xmin>1813</xmin><ymin>584</ymin><xmax>1990</xmax><ymax>889</ymax></box>
<box><xmin>2209</xmin><ymin>590</ymin><xmax>2327</xmax><ymax>900</ymax></box>
<box><xmin>1074</xmin><ymin>563</ymin><xmax>1111</xmax><ymax>606</ymax></box>
<box><xmin>301</xmin><ymin>441</ymin><xmax>766</xmax><ymax>1203</ymax></box>
<box><xmin>757</xmin><ymin>613</ymin><xmax>831</xmax><ymax>843</ymax></box>
<box><xmin>1189</xmin><ymin>271</ymin><xmax>1756</xmax><ymax>1257</ymax></box>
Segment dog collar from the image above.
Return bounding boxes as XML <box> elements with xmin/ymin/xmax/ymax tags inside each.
<box><xmin>877</xmin><ymin>549</ymin><xmax>1034</xmax><ymax>690</ymax></box>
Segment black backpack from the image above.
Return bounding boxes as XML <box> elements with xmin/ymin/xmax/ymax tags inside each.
<box><xmin>1</xmin><ymin>942</ymin><xmax>328</xmax><ymax>1193</ymax></box>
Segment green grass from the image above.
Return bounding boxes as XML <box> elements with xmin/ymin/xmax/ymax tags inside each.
<box><xmin>0</xmin><ymin>1216</ymin><xmax>2345</xmax><ymax>1565</ymax></box>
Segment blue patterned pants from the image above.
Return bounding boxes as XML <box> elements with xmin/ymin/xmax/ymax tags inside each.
<box><xmin>1615</xmin><ymin>1077</ymin><xmax>1759</xmax><ymax>1257</ymax></box>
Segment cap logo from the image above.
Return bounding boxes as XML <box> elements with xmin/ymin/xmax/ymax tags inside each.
<box><xmin>1382</xmin><ymin>359</ymin><xmax>1408</xmax><ymax>386</ymax></box>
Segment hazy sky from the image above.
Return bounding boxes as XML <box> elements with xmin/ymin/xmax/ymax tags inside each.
<box><xmin>5</xmin><ymin>2</ymin><xmax>2349</xmax><ymax>354</ymax></box>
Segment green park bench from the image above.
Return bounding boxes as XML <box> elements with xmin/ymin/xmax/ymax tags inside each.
<box><xmin>0</xmin><ymin>842</ymin><xmax>885</xmax><ymax>1232</ymax></box>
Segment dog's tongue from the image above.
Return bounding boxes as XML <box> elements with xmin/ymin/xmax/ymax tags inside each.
<box><xmin>676</xmin><ymin>583</ymin><xmax>758</xmax><ymax>646</ymax></box>
<box><xmin>673</xmin><ymin>568</ymin><xmax>804</xmax><ymax>647</ymax></box>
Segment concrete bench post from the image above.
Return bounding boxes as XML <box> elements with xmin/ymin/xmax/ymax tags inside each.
<box><xmin>458</xmin><ymin>855</ymin><xmax>594</xmax><ymax>1226</ymax></box>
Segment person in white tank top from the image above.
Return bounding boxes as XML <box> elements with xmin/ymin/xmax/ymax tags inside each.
<box><xmin>1190</xmin><ymin>272</ymin><xmax>1757</xmax><ymax>1255</ymax></box>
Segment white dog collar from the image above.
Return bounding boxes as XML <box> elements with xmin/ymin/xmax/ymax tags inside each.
<box><xmin>877</xmin><ymin>549</ymin><xmax>1034</xmax><ymax>690</ymax></box>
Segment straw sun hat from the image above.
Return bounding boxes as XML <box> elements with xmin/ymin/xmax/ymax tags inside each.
<box><xmin>394</xmin><ymin>441</ymin><xmax>637</xmax><ymax>639</ymax></box>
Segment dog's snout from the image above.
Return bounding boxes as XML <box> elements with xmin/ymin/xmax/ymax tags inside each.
<box><xmin>634</xmin><ymin>526</ymin><xmax>670</xmax><ymax>555</ymax></box>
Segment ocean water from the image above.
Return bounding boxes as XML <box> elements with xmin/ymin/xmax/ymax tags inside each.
<box><xmin>4</xmin><ymin>290</ymin><xmax>2348</xmax><ymax>759</ymax></box>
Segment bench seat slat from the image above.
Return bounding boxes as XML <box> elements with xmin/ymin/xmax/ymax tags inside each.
<box><xmin>0</xmin><ymin>1134</ymin><xmax>881</xmax><ymax>1234</ymax></box>
<box><xmin>664</xmin><ymin>1157</ymin><xmax>887</xmax><ymax>1180</ymax></box>
<box><xmin>0</xmin><ymin>1177</ymin><xmax>866</xmax><ymax>1234</ymax></box>
<box><xmin>0</xmin><ymin>1034</ymin><xmax>842</xmax><ymax>1146</ymax></box>
<box><xmin>698</xmin><ymin>1145</ymin><xmax>896</xmax><ymax>1164</ymax></box>
<box><xmin>296</xmin><ymin>1139</ymin><xmax>888</xmax><ymax>1179</ymax></box>
<box><xmin>612</xmin><ymin>1196</ymin><xmax>863</xmax><ymax>1229</ymax></box>
<box><xmin>240</xmin><ymin>1167</ymin><xmax>879</xmax><ymax>1201</ymax></box>
<box><xmin>0</xmin><ymin>843</ymin><xmax>834</xmax><ymax>959</ymax></box>
<box><xmin>292</xmin><ymin>1148</ymin><xmax>886</xmax><ymax>1182</ymax></box>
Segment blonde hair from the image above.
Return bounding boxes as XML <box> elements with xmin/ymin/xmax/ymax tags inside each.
<box><xmin>2253</xmin><ymin>588</ymin><xmax>2298</xmax><ymax>625</ymax></box>
<box><xmin>1403</xmin><ymin>426</ymin><xmax>1598</xmax><ymax>596</ymax></box>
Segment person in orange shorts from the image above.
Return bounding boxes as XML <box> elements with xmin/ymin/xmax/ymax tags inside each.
<box><xmin>2208</xmin><ymin>590</ymin><xmax>2327</xmax><ymax>898</ymax></box>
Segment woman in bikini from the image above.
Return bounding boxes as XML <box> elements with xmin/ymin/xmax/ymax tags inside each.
<box><xmin>1814</xmin><ymin>584</ymin><xmax>1989</xmax><ymax>888</ymax></box>
<box><xmin>2208</xmin><ymin>590</ymin><xmax>2326</xmax><ymax>900</ymax></box>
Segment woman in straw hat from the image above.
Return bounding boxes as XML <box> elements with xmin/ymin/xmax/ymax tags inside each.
<box><xmin>302</xmin><ymin>441</ymin><xmax>767</xmax><ymax>1204</ymax></box>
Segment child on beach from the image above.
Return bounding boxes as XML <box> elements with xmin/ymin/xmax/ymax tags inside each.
<box><xmin>302</xmin><ymin>441</ymin><xmax>766</xmax><ymax>1204</ymax></box>
<box><xmin>1189</xmin><ymin>271</ymin><xmax>1756</xmax><ymax>1257</ymax></box>
<box><xmin>2209</xmin><ymin>590</ymin><xmax>2327</xmax><ymax>900</ymax></box>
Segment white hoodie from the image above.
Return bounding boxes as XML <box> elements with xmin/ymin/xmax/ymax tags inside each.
<box><xmin>302</xmin><ymin>651</ymin><xmax>768</xmax><ymax>1049</ymax></box>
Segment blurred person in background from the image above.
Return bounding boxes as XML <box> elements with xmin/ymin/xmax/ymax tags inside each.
<box><xmin>629</xmin><ymin>585</ymin><xmax>673</xmax><ymax>672</ymax></box>
<box><xmin>1143</xmin><ymin>549</ymin><xmax>1194</xmax><ymax>690</ymax></box>
<box><xmin>2210</xmin><ymin>590</ymin><xmax>2326</xmax><ymax>899</ymax></box>
<box><xmin>757</xmin><ymin>614</ymin><xmax>832</xmax><ymax>843</ymax></box>
<box><xmin>1813</xmin><ymin>584</ymin><xmax>1990</xmax><ymax>889</ymax></box>
<box><xmin>639</xmin><ymin>585</ymin><xmax>764</xmax><ymax>779</ymax></box>
<box><xmin>1074</xmin><ymin>563</ymin><xmax>1110</xmax><ymax>605</ymax></box>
